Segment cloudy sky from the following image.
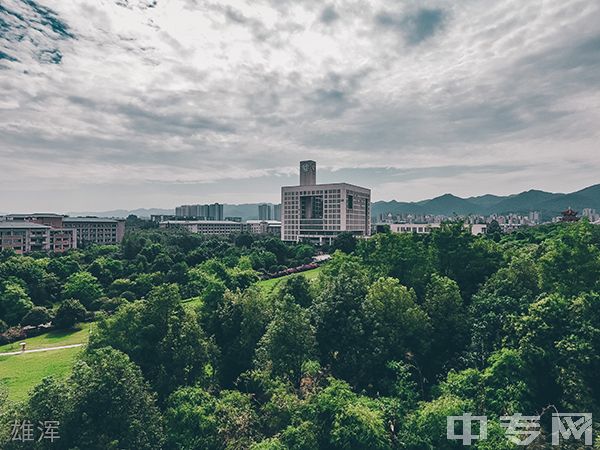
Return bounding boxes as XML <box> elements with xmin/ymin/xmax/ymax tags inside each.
<box><xmin>1</xmin><ymin>0</ymin><xmax>599</xmax><ymax>212</ymax></box>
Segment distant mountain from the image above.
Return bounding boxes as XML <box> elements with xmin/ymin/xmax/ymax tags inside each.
<box><xmin>490</xmin><ymin>190</ymin><xmax>559</xmax><ymax>214</ymax></box>
<box><xmin>466</xmin><ymin>194</ymin><xmax>506</xmax><ymax>209</ymax></box>
<box><xmin>418</xmin><ymin>194</ymin><xmax>479</xmax><ymax>215</ymax></box>
<box><xmin>373</xmin><ymin>184</ymin><xmax>600</xmax><ymax>219</ymax></box>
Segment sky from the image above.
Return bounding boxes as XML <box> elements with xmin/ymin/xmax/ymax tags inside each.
<box><xmin>1</xmin><ymin>0</ymin><xmax>599</xmax><ymax>212</ymax></box>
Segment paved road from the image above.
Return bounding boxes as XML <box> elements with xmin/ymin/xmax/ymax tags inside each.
<box><xmin>0</xmin><ymin>343</ymin><xmax>84</xmax><ymax>357</ymax></box>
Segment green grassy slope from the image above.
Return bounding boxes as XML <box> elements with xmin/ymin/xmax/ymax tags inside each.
<box><xmin>0</xmin><ymin>324</ymin><xmax>93</xmax><ymax>402</ymax></box>
<box><xmin>0</xmin><ymin>347</ymin><xmax>82</xmax><ymax>402</ymax></box>
<box><xmin>0</xmin><ymin>324</ymin><xmax>93</xmax><ymax>354</ymax></box>
<box><xmin>257</xmin><ymin>266</ymin><xmax>322</xmax><ymax>294</ymax></box>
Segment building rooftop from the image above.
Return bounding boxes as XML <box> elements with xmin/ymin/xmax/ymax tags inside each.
<box><xmin>0</xmin><ymin>222</ymin><xmax>50</xmax><ymax>229</ymax></box>
<box><xmin>246</xmin><ymin>220</ymin><xmax>282</xmax><ymax>225</ymax></box>
<box><xmin>63</xmin><ymin>217</ymin><xmax>120</xmax><ymax>223</ymax></box>
<box><xmin>161</xmin><ymin>220</ymin><xmax>243</xmax><ymax>225</ymax></box>
<box><xmin>6</xmin><ymin>213</ymin><xmax>65</xmax><ymax>218</ymax></box>
<box><xmin>281</xmin><ymin>181</ymin><xmax>371</xmax><ymax>191</ymax></box>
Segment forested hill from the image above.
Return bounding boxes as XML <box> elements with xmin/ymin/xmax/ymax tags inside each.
<box><xmin>373</xmin><ymin>183</ymin><xmax>600</xmax><ymax>217</ymax></box>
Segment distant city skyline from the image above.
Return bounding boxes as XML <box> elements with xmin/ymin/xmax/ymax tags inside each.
<box><xmin>1</xmin><ymin>0</ymin><xmax>599</xmax><ymax>211</ymax></box>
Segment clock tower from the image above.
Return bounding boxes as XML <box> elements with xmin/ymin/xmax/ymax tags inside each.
<box><xmin>299</xmin><ymin>160</ymin><xmax>317</xmax><ymax>186</ymax></box>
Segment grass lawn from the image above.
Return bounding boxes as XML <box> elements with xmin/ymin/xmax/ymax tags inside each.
<box><xmin>0</xmin><ymin>346</ymin><xmax>82</xmax><ymax>402</ymax></box>
<box><xmin>0</xmin><ymin>323</ymin><xmax>93</xmax><ymax>354</ymax></box>
<box><xmin>257</xmin><ymin>266</ymin><xmax>322</xmax><ymax>294</ymax></box>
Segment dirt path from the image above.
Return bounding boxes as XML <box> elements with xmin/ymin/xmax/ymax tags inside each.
<box><xmin>0</xmin><ymin>343</ymin><xmax>84</xmax><ymax>357</ymax></box>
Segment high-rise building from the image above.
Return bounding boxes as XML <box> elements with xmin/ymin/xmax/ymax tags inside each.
<box><xmin>281</xmin><ymin>161</ymin><xmax>371</xmax><ymax>244</ymax></box>
<box><xmin>175</xmin><ymin>203</ymin><xmax>223</xmax><ymax>220</ymax></box>
<box><xmin>273</xmin><ymin>204</ymin><xmax>281</xmax><ymax>221</ymax></box>
<box><xmin>258</xmin><ymin>203</ymin><xmax>272</xmax><ymax>220</ymax></box>
<box><xmin>208</xmin><ymin>203</ymin><xmax>224</xmax><ymax>221</ymax></box>
<box><xmin>528</xmin><ymin>211</ymin><xmax>541</xmax><ymax>224</ymax></box>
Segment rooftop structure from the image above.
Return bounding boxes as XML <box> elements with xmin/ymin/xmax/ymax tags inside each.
<box><xmin>560</xmin><ymin>207</ymin><xmax>579</xmax><ymax>222</ymax></box>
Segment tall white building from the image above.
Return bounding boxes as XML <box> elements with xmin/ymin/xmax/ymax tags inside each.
<box><xmin>281</xmin><ymin>161</ymin><xmax>371</xmax><ymax>244</ymax></box>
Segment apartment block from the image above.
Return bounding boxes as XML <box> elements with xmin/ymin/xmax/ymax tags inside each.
<box><xmin>175</xmin><ymin>203</ymin><xmax>224</xmax><ymax>220</ymax></box>
<box><xmin>258</xmin><ymin>204</ymin><xmax>273</xmax><ymax>221</ymax></box>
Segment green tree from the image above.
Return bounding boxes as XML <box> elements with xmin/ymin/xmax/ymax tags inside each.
<box><xmin>431</xmin><ymin>223</ymin><xmax>502</xmax><ymax>300</ymax></box>
<box><xmin>213</xmin><ymin>287</ymin><xmax>272</xmax><ymax>386</ymax></box>
<box><xmin>312</xmin><ymin>257</ymin><xmax>369</xmax><ymax>385</ymax></box>
<box><xmin>215</xmin><ymin>390</ymin><xmax>261</xmax><ymax>450</ymax></box>
<box><xmin>400</xmin><ymin>394</ymin><xmax>474</xmax><ymax>449</ymax></box>
<box><xmin>53</xmin><ymin>299</ymin><xmax>86</xmax><ymax>329</ymax></box>
<box><xmin>308</xmin><ymin>378</ymin><xmax>391</xmax><ymax>450</ymax></box>
<box><xmin>332</xmin><ymin>231</ymin><xmax>358</xmax><ymax>254</ymax></box>
<box><xmin>362</xmin><ymin>278</ymin><xmax>431</xmax><ymax>392</ymax></box>
<box><xmin>88</xmin><ymin>256</ymin><xmax>123</xmax><ymax>286</ymax></box>
<box><xmin>92</xmin><ymin>284</ymin><xmax>216</xmax><ymax>398</ymax></box>
<box><xmin>61</xmin><ymin>348</ymin><xmax>164</xmax><ymax>449</ymax></box>
<box><xmin>487</xmin><ymin>220</ymin><xmax>502</xmax><ymax>241</ymax></box>
<box><xmin>330</xmin><ymin>398</ymin><xmax>392</xmax><ymax>450</ymax></box>
<box><xmin>21</xmin><ymin>306</ymin><xmax>53</xmax><ymax>326</ymax></box>
<box><xmin>357</xmin><ymin>232</ymin><xmax>434</xmax><ymax>298</ymax></box>
<box><xmin>469</xmin><ymin>255</ymin><xmax>541</xmax><ymax>363</ymax></box>
<box><xmin>165</xmin><ymin>387</ymin><xmax>221</xmax><ymax>450</ymax></box>
<box><xmin>278</xmin><ymin>275</ymin><xmax>313</xmax><ymax>308</ymax></box>
<box><xmin>62</xmin><ymin>271</ymin><xmax>103</xmax><ymax>309</ymax></box>
<box><xmin>255</xmin><ymin>295</ymin><xmax>317</xmax><ymax>381</ymax></box>
<box><xmin>538</xmin><ymin>221</ymin><xmax>600</xmax><ymax>295</ymax></box>
<box><xmin>47</xmin><ymin>256</ymin><xmax>81</xmax><ymax>280</ymax></box>
<box><xmin>423</xmin><ymin>274</ymin><xmax>469</xmax><ymax>377</ymax></box>
<box><xmin>0</xmin><ymin>281</ymin><xmax>34</xmax><ymax>325</ymax></box>
<box><xmin>0</xmin><ymin>256</ymin><xmax>54</xmax><ymax>305</ymax></box>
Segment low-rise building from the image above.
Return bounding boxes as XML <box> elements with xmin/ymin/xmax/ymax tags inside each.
<box><xmin>246</xmin><ymin>220</ymin><xmax>282</xmax><ymax>235</ymax></box>
<box><xmin>0</xmin><ymin>222</ymin><xmax>77</xmax><ymax>254</ymax></box>
<box><xmin>62</xmin><ymin>217</ymin><xmax>125</xmax><ymax>245</ymax></box>
<box><xmin>160</xmin><ymin>220</ymin><xmax>246</xmax><ymax>236</ymax></box>
<box><xmin>386</xmin><ymin>222</ymin><xmax>487</xmax><ymax>236</ymax></box>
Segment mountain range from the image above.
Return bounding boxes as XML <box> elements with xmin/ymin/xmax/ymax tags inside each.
<box><xmin>372</xmin><ymin>184</ymin><xmax>600</xmax><ymax>219</ymax></box>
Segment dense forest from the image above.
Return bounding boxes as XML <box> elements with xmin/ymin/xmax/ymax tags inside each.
<box><xmin>1</xmin><ymin>222</ymin><xmax>599</xmax><ymax>449</ymax></box>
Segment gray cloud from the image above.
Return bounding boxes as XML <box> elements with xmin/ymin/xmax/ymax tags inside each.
<box><xmin>320</xmin><ymin>6</ymin><xmax>339</xmax><ymax>24</ymax></box>
<box><xmin>375</xmin><ymin>7</ymin><xmax>446</xmax><ymax>45</ymax></box>
<box><xmin>0</xmin><ymin>0</ymin><xmax>599</xmax><ymax>211</ymax></box>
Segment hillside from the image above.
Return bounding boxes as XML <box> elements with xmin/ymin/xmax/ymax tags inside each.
<box><xmin>373</xmin><ymin>184</ymin><xmax>600</xmax><ymax>218</ymax></box>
